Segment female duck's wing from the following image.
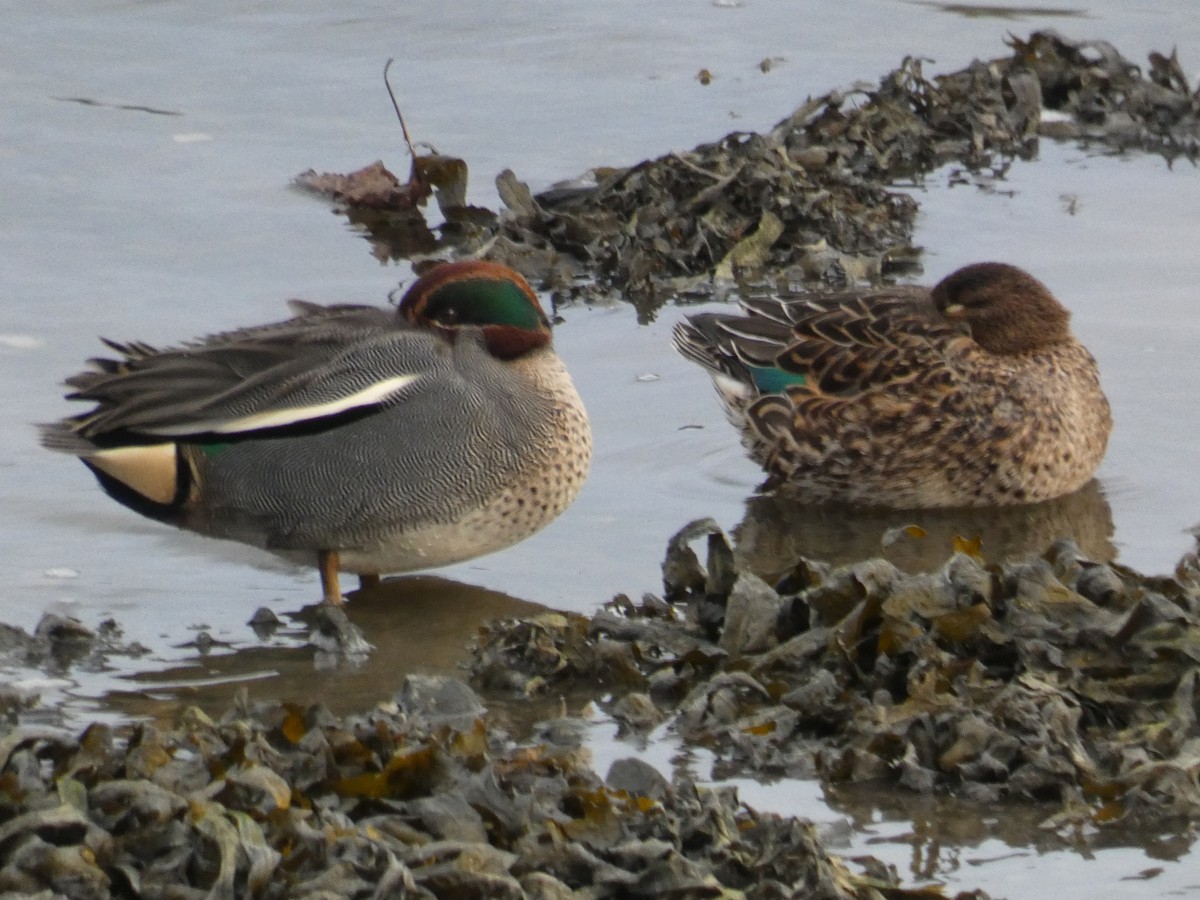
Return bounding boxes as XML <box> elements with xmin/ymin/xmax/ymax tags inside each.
<box><xmin>51</xmin><ymin>302</ymin><xmax>438</xmax><ymax>444</ymax></box>
<box><xmin>683</xmin><ymin>285</ymin><xmax>967</xmax><ymax>400</ymax></box>
<box><xmin>750</xmin><ymin>285</ymin><xmax>970</xmax><ymax>397</ymax></box>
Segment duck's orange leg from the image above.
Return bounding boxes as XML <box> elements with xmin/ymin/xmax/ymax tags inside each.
<box><xmin>318</xmin><ymin>550</ymin><xmax>344</xmax><ymax>605</ymax></box>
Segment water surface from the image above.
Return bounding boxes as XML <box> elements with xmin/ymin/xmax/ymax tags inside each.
<box><xmin>4</xmin><ymin>2</ymin><xmax>1200</xmax><ymax>895</ymax></box>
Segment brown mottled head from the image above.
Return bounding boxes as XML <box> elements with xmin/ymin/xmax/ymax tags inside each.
<box><xmin>931</xmin><ymin>262</ymin><xmax>1073</xmax><ymax>356</ymax></box>
<box><xmin>399</xmin><ymin>260</ymin><xmax>552</xmax><ymax>360</ymax></box>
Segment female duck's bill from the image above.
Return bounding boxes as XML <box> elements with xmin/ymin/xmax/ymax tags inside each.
<box><xmin>673</xmin><ymin>262</ymin><xmax>1111</xmax><ymax>509</ymax></box>
<box><xmin>41</xmin><ymin>261</ymin><xmax>592</xmax><ymax>604</ymax></box>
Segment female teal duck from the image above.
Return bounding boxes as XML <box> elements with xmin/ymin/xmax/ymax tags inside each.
<box><xmin>42</xmin><ymin>261</ymin><xmax>592</xmax><ymax>603</ymax></box>
<box><xmin>674</xmin><ymin>262</ymin><xmax>1110</xmax><ymax>508</ymax></box>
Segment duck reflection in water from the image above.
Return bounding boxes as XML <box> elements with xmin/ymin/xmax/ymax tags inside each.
<box><xmin>105</xmin><ymin>576</ymin><xmax>554</xmax><ymax>726</ymax></box>
<box><xmin>733</xmin><ymin>479</ymin><xmax>1115</xmax><ymax>583</ymax></box>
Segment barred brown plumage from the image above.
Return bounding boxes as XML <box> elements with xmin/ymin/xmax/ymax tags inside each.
<box><xmin>674</xmin><ymin>262</ymin><xmax>1110</xmax><ymax>508</ymax></box>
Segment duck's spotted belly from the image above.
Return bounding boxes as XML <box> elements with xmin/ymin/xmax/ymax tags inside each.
<box><xmin>333</xmin><ymin>473</ymin><xmax>583</xmax><ymax>574</ymax></box>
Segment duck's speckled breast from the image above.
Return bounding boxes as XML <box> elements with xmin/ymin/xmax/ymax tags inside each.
<box><xmin>341</xmin><ymin>350</ymin><xmax>592</xmax><ymax>574</ymax></box>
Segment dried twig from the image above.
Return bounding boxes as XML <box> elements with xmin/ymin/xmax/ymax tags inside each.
<box><xmin>383</xmin><ymin>58</ymin><xmax>418</xmax><ymax>159</ymax></box>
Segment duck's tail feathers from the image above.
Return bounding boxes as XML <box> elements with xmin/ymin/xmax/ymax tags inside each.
<box><xmin>38</xmin><ymin>421</ymin><xmax>94</xmax><ymax>455</ymax></box>
<box><xmin>673</xmin><ymin>315</ymin><xmax>732</xmax><ymax>375</ymax></box>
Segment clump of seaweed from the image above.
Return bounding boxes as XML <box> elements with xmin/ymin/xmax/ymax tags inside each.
<box><xmin>300</xmin><ymin>31</ymin><xmax>1200</xmax><ymax>311</ymax></box>
<box><xmin>0</xmin><ymin>673</ymin><xmax>971</xmax><ymax>898</ymax></box>
<box><xmin>471</xmin><ymin>520</ymin><xmax>1200</xmax><ymax>828</ymax></box>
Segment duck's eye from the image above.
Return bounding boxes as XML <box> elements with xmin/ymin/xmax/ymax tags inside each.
<box><xmin>434</xmin><ymin>305</ymin><xmax>460</xmax><ymax>325</ymax></box>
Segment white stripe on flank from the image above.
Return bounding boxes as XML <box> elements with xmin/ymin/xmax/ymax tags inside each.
<box><xmin>146</xmin><ymin>373</ymin><xmax>421</xmax><ymax>436</ymax></box>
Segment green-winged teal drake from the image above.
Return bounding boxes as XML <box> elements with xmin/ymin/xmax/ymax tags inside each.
<box><xmin>674</xmin><ymin>262</ymin><xmax>1111</xmax><ymax>508</ymax></box>
<box><xmin>42</xmin><ymin>261</ymin><xmax>592</xmax><ymax>603</ymax></box>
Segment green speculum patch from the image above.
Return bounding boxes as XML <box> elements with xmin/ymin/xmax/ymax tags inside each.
<box><xmin>749</xmin><ymin>365</ymin><xmax>807</xmax><ymax>394</ymax></box>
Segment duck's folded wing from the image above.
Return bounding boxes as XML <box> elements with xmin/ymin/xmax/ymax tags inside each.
<box><xmin>755</xmin><ymin>289</ymin><xmax>966</xmax><ymax>397</ymax></box>
<box><xmin>54</xmin><ymin>304</ymin><xmax>439</xmax><ymax>442</ymax></box>
<box><xmin>677</xmin><ymin>287</ymin><xmax>962</xmax><ymax>399</ymax></box>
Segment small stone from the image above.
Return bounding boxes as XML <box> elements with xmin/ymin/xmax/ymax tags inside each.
<box><xmin>407</xmin><ymin>794</ymin><xmax>488</xmax><ymax>843</ymax></box>
<box><xmin>610</xmin><ymin>692</ymin><xmax>664</xmax><ymax>733</ymax></box>
<box><xmin>307</xmin><ymin>606</ymin><xmax>372</xmax><ymax>657</ymax></box>
<box><xmin>247</xmin><ymin>607</ymin><xmax>283</xmax><ymax>638</ymax></box>
<box><xmin>719</xmin><ymin>572</ymin><xmax>783</xmax><ymax>656</ymax></box>
<box><xmin>395</xmin><ymin>675</ymin><xmax>485</xmax><ymax>725</ymax></box>
<box><xmin>532</xmin><ymin>717</ymin><xmax>589</xmax><ymax>749</ymax></box>
<box><xmin>606</xmin><ymin>757</ymin><xmax>670</xmax><ymax>801</ymax></box>
<box><xmin>33</xmin><ymin>615</ymin><xmax>94</xmax><ymax>648</ymax></box>
<box><xmin>520</xmin><ymin>871</ymin><xmax>575</xmax><ymax>900</ymax></box>
<box><xmin>1074</xmin><ymin>564</ymin><xmax>1125</xmax><ymax>606</ymax></box>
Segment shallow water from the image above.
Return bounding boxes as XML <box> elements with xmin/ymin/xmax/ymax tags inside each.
<box><xmin>4</xmin><ymin>1</ymin><xmax>1200</xmax><ymax>895</ymax></box>
<box><xmin>585</xmin><ymin>719</ymin><xmax>1200</xmax><ymax>897</ymax></box>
